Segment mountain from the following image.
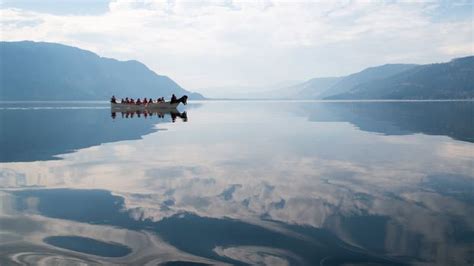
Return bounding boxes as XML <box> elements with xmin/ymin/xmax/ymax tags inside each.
<box><xmin>260</xmin><ymin>64</ymin><xmax>416</xmax><ymax>100</ymax></box>
<box><xmin>207</xmin><ymin>78</ymin><xmax>340</xmax><ymax>99</ymax></box>
<box><xmin>318</xmin><ymin>64</ymin><xmax>417</xmax><ymax>99</ymax></box>
<box><xmin>274</xmin><ymin>56</ymin><xmax>473</xmax><ymax>100</ymax></box>
<box><xmin>281</xmin><ymin>77</ymin><xmax>342</xmax><ymax>99</ymax></box>
<box><xmin>327</xmin><ymin>56</ymin><xmax>474</xmax><ymax>99</ymax></box>
<box><xmin>199</xmin><ymin>80</ymin><xmax>302</xmax><ymax>99</ymax></box>
<box><xmin>0</xmin><ymin>41</ymin><xmax>204</xmax><ymax>100</ymax></box>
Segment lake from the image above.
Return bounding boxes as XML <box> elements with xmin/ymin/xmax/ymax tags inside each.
<box><xmin>0</xmin><ymin>101</ymin><xmax>473</xmax><ymax>265</ymax></box>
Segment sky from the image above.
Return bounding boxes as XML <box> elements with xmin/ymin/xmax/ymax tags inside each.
<box><xmin>1</xmin><ymin>0</ymin><xmax>473</xmax><ymax>95</ymax></box>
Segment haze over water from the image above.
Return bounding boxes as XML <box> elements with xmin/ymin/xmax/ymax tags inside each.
<box><xmin>0</xmin><ymin>101</ymin><xmax>473</xmax><ymax>265</ymax></box>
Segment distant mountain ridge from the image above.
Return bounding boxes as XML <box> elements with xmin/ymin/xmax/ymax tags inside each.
<box><xmin>327</xmin><ymin>56</ymin><xmax>474</xmax><ymax>99</ymax></box>
<box><xmin>283</xmin><ymin>77</ymin><xmax>342</xmax><ymax>99</ymax></box>
<box><xmin>0</xmin><ymin>41</ymin><xmax>204</xmax><ymax>100</ymax></box>
<box><xmin>198</xmin><ymin>80</ymin><xmax>302</xmax><ymax>99</ymax></box>
<box><xmin>269</xmin><ymin>56</ymin><xmax>474</xmax><ymax>100</ymax></box>
<box><xmin>319</xmin><ymin>64</ymin><xmax>417</xmax><ymax>99</ymax></box>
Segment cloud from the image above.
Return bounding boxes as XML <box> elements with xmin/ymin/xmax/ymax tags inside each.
<box><xmin>1</xmin><ymin>1</ymin><xmax>473</xmax><ymax>91</ymax></box>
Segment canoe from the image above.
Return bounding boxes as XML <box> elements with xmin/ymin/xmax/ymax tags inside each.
<box><xmin>111</xmin><ymin>102</ymin><xmax>179</xmax><ymax>110</ymax></box>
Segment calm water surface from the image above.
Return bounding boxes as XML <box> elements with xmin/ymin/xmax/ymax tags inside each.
<box><xmin>0</xmin><ymin>101</ymin><xmax>473</xmax><ymax>265</ymax></box>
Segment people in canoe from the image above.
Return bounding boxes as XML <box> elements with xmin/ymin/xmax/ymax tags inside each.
<box><xmin>112</xmin><ymin>95</ymin><xmax>185</xmax><ymax>104</ymax></box>
<box><xmin>111</xmin><ymin>95</ymin><xmax>188</xmax><ymax>105</ymax></box>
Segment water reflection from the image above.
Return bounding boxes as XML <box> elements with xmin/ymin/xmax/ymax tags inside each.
<box><xmin>43</xmin><ymin>236</ymin><xmax>132</xmax><ymax>258</ymax></box>
<box><xmin>111</xmin><ymin>110</ymin><xmax>188</xmax><ymax>122</ymax></box>
<box><xmin>294</xmin><ymin>101</ymin><xmax>474</xmax><ymax>143</ymax></box>
<box><xmin>1</xmin><ymin>189</ymin><xmax>399</xmax><ymax>265</ymax></box>
<box><xmin>0</xmin><ymin>191</ymin><xmax>217</xmax><ymax>265</ymax></box>
<box><xmin>0</xmin><ymin>103</ymin><xmax>190</xmax><ymax>162</ymax></box>
<box><xmin>0</xmin><ymin>101</ymin><xmax>473</xmax><ymax>265</ymax></box>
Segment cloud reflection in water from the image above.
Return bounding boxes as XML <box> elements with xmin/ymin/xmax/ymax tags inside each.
<box><xmin>0</xmin><ymin>101</ymin><xmax>473</xmax><ymax>265</ymax></box>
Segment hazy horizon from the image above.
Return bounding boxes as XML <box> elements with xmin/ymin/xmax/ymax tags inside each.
<box><xmin>1</xmin><ymin>0</ymin><xmax>473</xmax><ymax>94</ymax></box>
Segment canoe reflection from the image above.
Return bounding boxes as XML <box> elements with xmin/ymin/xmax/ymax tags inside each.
<box><xmin>111</xmin><ymin>110</ymin><xmax>188</xmax><ymax>122</ymax></box>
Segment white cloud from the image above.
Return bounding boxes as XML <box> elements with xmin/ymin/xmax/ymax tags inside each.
<box><xmin>1</xmin><ymin>0</ymin><xmax>473</xmax><ymax>91</ymax></box>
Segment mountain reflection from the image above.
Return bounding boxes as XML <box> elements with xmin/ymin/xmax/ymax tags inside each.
<box><xmin>296</xmin><ymin>101</ymin><xmax>474</xmax><ymax>143</ymax></box>
<box><xmin>0</xmin><ymin>104</ymin><xmax>190</xmax><ymax>162</ymax></box>
<box><xmin>0</xmin><ymin>101</ymin><xmax>473</xmax><ymax>265</ymax></box>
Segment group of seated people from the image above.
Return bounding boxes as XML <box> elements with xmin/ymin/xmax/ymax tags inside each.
<box><xmin>110</xmin><ymin>96</ymin><xmax>168</xmax><ymax>105</ymax></box>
